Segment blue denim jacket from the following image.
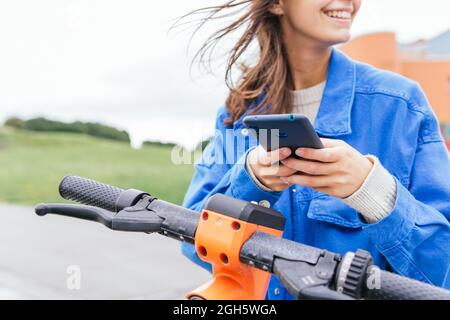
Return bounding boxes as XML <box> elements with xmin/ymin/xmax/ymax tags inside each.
<box><xmin>181</xmin><ymin>48</ymin><xmax>450</xmax><ymax>299</ymax></box>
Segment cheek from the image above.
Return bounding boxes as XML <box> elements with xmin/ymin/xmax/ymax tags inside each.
<box><xmin>317</xmin><ymin>0</ymin><xmax>335</xmax><ymax>8</ymax></box>
<box><xmin>284</xmin><ymin>0</ymin><xmax>326</xmax><ymax>25</ymax></box>
<box><xmin>283</xmin><ymin>5</ymin><xmax>327</xmax><ymax>35</ymax></box>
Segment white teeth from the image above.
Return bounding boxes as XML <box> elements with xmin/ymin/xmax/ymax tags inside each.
<box><xmin>325</xmin><ymin>10</ymin><xmax>351</xmax><ymax>19</ymax></box>
<box><xmin>342</xmin><ymin>12</ymin><xmax>351</xmax><ymax>18</ymax></box>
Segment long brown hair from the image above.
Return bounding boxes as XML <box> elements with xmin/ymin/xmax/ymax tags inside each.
<box><xmin>176</xmin><ymin>0</ymin><xmax>293</xmax><ymax>125</ymax></box>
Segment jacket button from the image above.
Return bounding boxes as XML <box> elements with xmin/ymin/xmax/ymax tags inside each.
<box><xmin>258</xmin><ymin>200</ymin><xmax>271</xmax><ymax>208</ymax></box>
<box><xmin>241</xmin><ymin>128</ymin><xmax>249</xmax><ymax>136</ymax></box>
<box><xmin>274</xmin><ymin>288</ymin><xmax>281</xmax><ymax>296</ymax></box>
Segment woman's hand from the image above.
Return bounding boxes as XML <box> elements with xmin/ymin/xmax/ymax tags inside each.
<box><xmin>247</xmin><ymin>146</ymin><xmax>297</xmax><ymax>192</ymax></box>
<box><xmin>280</xmin><ymin>138</ymin><xmax>373</xmax><ymax>198</ymax></box>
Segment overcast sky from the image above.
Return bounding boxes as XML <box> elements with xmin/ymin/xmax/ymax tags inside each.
<box><xmin>1</xmin><ymin>0</ymin><xmax>449</xmax><ymax>148</ymax></box>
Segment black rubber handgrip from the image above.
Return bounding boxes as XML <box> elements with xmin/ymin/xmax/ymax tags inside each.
<box><xmin>59</xmin><ymin>175</ymin><xmax>124</xmax><ymax>212</ymax></box>
<box><xmin>365</xmin><ymin>267</ymin><xmax>450</xmax><ymax>300</ymax></box>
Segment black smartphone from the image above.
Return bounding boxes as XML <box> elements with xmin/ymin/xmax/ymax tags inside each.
<box><xmin>243</xmin><ymin>114</ymin><xmax>324</xmax><ymax>157</ymax></box>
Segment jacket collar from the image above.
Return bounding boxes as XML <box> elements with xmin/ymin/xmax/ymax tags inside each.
<box><xmin>314</xmin><ymin>48</ymin><xmax>356</xmax><ymax>137</ymax></box>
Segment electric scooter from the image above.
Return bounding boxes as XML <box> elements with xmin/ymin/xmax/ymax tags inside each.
<box><xmin>35</xmin><ymin>175</ymin><xmax>450</xmax><ymax>300</ymax></box>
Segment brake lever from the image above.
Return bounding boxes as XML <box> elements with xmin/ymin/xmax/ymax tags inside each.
<box><xmin>36</xmin><ymin>193</ymin><xmax>199</xmax><ymax>243</ymax></box>
<box><xmin>272</xmin><ymin>251</ymin><xmax>353</xmax><ymax>300</ymax></box>
<box><xmin>111</xmin><ymin>196</ymin><xmax>164</xmax><ymax>233</ymax></box>
<box><xmin>35</xmin><ymin>196</ymin><xmax>164</xmax><ymax>233</ymax></box>
<box><xmin>36</xmin><ymin>203</ymin><xmax>114</xmax><ymax>228</ymax></box>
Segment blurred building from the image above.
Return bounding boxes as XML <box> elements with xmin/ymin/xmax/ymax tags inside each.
<box><xmin>341</xmin><ymin>31</ymin><xmax>450</xmax><ymax>147</ymax></box>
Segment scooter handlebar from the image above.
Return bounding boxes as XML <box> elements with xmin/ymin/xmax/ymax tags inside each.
<box><xmin>46</xmin><ymin>176</ymin><xmax>450</xmax><ymax>300</ymax></box>
<box><xmin>366</xmin><ymin>267</ymin><xmax>450</xmax><ymax>300</ymax></box>
<box><xmin>59</xmin><ymin>175</ymin><xmax>149</xmax><ymax>213</ymax></box>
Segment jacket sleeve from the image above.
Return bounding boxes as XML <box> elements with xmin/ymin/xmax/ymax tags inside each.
<box><xmin>181</xmin><ymin>106</ymin><xmax>283</xmax><ymax>271</ymax></box>
<box><xmin>362</xmin><ymin>99</ymin><xmax>450</xmax><ymax>289</ymax></box>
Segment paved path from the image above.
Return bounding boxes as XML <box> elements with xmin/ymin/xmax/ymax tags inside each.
<box><xmin>0</xmin><ymin>203</ymin><xmax>209</xmax><ymax>299</ymax></box>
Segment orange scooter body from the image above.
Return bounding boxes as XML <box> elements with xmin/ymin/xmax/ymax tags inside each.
<box><xmin>187</xmin><ymin>204</ymin><xmax>283</xmax><ymax>300</ymax></box>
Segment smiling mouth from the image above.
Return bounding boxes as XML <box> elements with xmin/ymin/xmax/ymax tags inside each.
<box><xmin>322</xmin><ymin>10</ymin><xmax>352</xmax><ymax>20</ymax></box>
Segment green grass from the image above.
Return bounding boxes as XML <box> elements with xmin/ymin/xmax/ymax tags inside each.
<box><xmin>0</xmin><ymin>126</ymin><xmax>195</xmax><ymax>206</ymax></box>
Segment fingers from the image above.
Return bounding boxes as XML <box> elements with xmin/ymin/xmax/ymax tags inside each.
<box><xmin>295</xmin><ymin>138</ymin><xmax>348</xmax><ymax>163</ymax></box>
<box><xmin>320</xmin><ymin>138</ymin><xmax>342</xmax><ymax>148</ymax></box>
<box><xmin>281</xmin><ymin>158</ymin><xmax>337</xmax><ymax>175</ymax></box>
<box><xmin>259</xmin><ymin>147</ymin><xmax>292</xmax><ymax>166</ymax></box>
<box><xmin>294</xmin><ymin>147</ymin><xmax>340</xmax><ymax>163</ymax></box>
<box><xmin>259</xmin><ymin>163</ymin><xmax>297</xmax><ymax>177</ymax></box>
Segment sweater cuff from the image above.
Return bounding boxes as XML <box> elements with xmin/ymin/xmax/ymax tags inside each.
<box><xmin>341</xmin><ymin>155</ymin><xmax>397</xmax><ymax>224</ymax></box>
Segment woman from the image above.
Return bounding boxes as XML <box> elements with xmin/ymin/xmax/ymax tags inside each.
<box><xmin>180</xmin><ymin>0</ymin><xmax>450</xmax><ymax>299</ymax></box>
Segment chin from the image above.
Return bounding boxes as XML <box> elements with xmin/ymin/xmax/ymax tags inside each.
<box><xmin>323</xmin><ymin>31</ymin><xmax>352</xmax><ymax>45</ymax></box>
